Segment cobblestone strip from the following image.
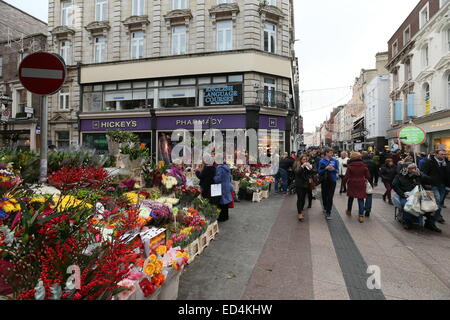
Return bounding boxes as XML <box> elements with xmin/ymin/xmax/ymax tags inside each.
<box><xmin>320</xmin><ymin>196</ymin><xmax>386</xmax><ymax>300</ymax></box>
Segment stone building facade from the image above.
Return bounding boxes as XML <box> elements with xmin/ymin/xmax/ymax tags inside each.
<box><xmin>47</xmin><ymin>0</ymin><xmax>299</xmax><ymax>158</ymax></box>
<box><xmin>0</xmin><ymin>0</ymin><xmax>48</xmax><ymax>151</ymax></box>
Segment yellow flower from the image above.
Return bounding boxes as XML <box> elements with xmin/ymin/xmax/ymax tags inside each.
<box><xmin>144</xmin><ymin>263</ymin><xmax>156</xmax><ymax>276</ymax></box>
<box><xmin>148</xmin><ymin>254</ymin><xmax>157</xmax><ymax>264</ymax></box>
<box><xmin>124</xmin><ymin>192</ymin><xmax>140</xmax><ymax>205</ymax></box>
<box><xmin>53</xmin><ymin>196</ymin><xmax>93</xmax><ymax>212</ymax></box>
<box><xmin>30</xmin><ymin>197</ymin><xmax>46</xmax><ymax>204</ymax></box>
<box><xmin>156</xmin><ymin>245</ymin><xmax>167</xmax><ymax>256</ymax></box>
<box><xmin>3</xmin><ymin>203</ymin><xmax>16</xmax><ymax>213</ymax></box>
<box><xmin>155</xmin><ymin>260</ymin><xmax>163</xmax><ymax>274</ymax></box>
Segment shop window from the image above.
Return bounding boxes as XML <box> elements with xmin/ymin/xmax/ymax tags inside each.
<box><xmin>159</xmin><ymin>87</ymin><xmax>196</xmax><ymax>108</ymax></box>
<box><xmin>198</xmin><ymin>77</ymin><xmax>211</xmax><ymax>84</ymax></box>
<box><xmin>104</xmin><ymin>84</ymin><xmax>117</xmax><ymax>91</ymax></box>
<box><xmin>258</xmin><ymin>131</ymin><xmax>285</xmax><ymax>157</ymax></box>
<box><xmin>118</xmin><ymin>82</ymin><xmax>132</xmax><ymax>89</ymax></box>
<box><xmin>180</xmin><ymin>78</ymin><xmax>196</xmax><ymax>85</ymax></box>
<box><xmin>56</xmin><ymin>131</ymin><xmax>70</xmax><ymax>149</ymax></box>
<box><xmin>103</xmin><ymin>89</ymin><xmax>147</xmax><ymax>111</ymax></box>
<box><xmin>164</xmin><ymin>79</ymin><xmax>179</xmax><ymax>86</ymax></box>
<box><xmin>228</xmin><ymin>75</ymin><xmax>243</xmax><ymax>82</ymax></box>
<box><xmin>213</xmin><ymin>76</ymin><xmax>227</xmax><ymax>84</ymax></box>
<box><xmin>133</xmin><ymin>81</ymin><xmax>147</xmax><ymax>88</ymax></box>
<box><xmin>83</xmin><ymin>133</ymin><xmax>108</xmax><ymax>153</ymax></box>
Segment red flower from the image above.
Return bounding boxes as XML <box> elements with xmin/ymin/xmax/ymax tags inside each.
<box><xmin>139</xmin><ymin>278</ymin><xmax>155</xmax><ymax>297</ymax></box>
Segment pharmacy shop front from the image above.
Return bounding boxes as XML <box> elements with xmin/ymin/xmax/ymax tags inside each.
<box><xmin>155</xmin><ymin>114</ymin><xmax>287</xmax><ymax>164</ymax></box>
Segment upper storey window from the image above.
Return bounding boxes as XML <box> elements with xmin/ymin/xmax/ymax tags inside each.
<box><xmin>173</xmin><ymin>0</ymin><xmax>188</xmax><ymax>10</ymax></box>
<box><xmin>132</xmin><ymin>0</ymin><xmax>145</xmax><ymax>16</ymax></box>
<box><xmin>95</xmin><ymin>0</ymin><xmax>108</xmax><ymax>21</ymax></box>
<box><xmin>61</xmin><ymin>0</ymin><xmax>75</xmax><ymax>26</ymax></box>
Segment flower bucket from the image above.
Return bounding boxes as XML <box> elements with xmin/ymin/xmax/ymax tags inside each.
<box><xmin>159</xmin><ymin>268</ymin><xmax>183</xmax><ymax>300</ymax></box>
<box><xmin>106</xmin><ymin>136</ymin><xmax>122</xmax><ymax>156</ymax></box>
<box><xmin>121</xmin><ymin>155</ymin><xmax>144</xmax><ymax>170</ymax></box>
<box><xmin>261</xmin><ymin>190</ymin><xmax>269</xmax><ymax>199</ymax></box>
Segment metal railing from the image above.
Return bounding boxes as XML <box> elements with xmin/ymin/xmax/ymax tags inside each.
<box><xmin>256</xmin><ymin>89</ymin><xmax>288</xmax><ymax>109</ymax></box>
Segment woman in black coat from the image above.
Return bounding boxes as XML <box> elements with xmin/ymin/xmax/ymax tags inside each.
<box><xmin>195</xmin><ymin>164</ymin><xmax>220</xmax><ymax>206</ymax></box>
<box><xmin>294</xmin><ymin>155</ymin><xmax>314</xmax><ymax>222</ymax></box>
<box><xmin>380</xmin><ymin>158</ymin><xmax>397</xmax><ymax>205</ymax></box>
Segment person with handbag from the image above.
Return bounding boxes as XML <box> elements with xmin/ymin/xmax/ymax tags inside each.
<box><xmin>338</xmin><ymin>151</ymin><xmax>349</xmax><ymax>194</ymax></box>
<box><xmin>343</xmin><ymin>152</ymin><xmax>372</xmax><ymax>223</ymax></box>
<box><xmin>213</xmin><ymin>163</ymin><xmax>234</xmax><ymax>222</ymax></box>
<box><xmin>380</xmin><ymin>158</ymin><xmax>397</xmax><ymax>205</ymax></box>
<box><xmin>293</xmin><ymin>156</ymin><xmax>314</xmax><ymax>222</ymax></box>
<box><xmin>318</xmin><ymin>148</ymin><xmax>339</xmax><ymax>220</ymax></box>
<box><xmin>392</xmin><ymin>163</ymin><xmax>440</xmax><ymax>232</ymax></box>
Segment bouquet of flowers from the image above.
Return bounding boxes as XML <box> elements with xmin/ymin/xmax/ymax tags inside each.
<box><xmin>142</xmin><ymin>162</ymin><xmax>167</xmax><ymax>188</ymax></box>
<box><xmin>0</xmin><ymin>165</ymin><xmax>21</xmax><ymax>197</ymax></box>
<box><xmin>48</xmin><ymin>167</ymin><xmax>110</xmax><ymax>191</ymax></box>
<box><xmin>174</xmin><ymin>185</ymin><xmax>201</xmax><ymax>206</ymax></box>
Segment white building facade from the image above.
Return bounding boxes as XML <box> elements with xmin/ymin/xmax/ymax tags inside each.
<box><xmin>410</xmin><ymin>0</ymin><xmax>450</xmax><ymax>153</ymax></box>
<box><xmin>364</xmin><ymin>74</ymin><xmax>391</xmax><ymax>151</ymax></box>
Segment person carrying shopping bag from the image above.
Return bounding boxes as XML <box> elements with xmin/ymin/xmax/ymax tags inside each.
<box><xmin>344</xmin><ymin>152</ymin><xmax>372</xmax><ymax>223</ymax></box>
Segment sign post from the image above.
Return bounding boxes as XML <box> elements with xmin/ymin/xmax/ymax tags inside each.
<box><xmin>19</xmin><ymin>52</ymin><xmax>66</xmax><ymax>183</ymax></box>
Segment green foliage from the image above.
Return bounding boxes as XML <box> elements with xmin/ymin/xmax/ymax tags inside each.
<box><xmin>120</xmin><ymin>145</ymin><xmax>149</xmax><ymax>161</ymax></box>
<box><xmin>48</xmin><ymin>149</ymin><xmax>108</xmax><ymax>172</ymax></box>
<box><xmin>0</xmin><ymin>149</ymin><xmax>40</xmax><ymax>184</ymax></box>
<box><xmin>106</xmin><ymin>130</ymin><xmax>139</xmax><ymax>144</ymax></box>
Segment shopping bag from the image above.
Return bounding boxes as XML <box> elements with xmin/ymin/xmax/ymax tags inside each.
<box><xmin>366</xmin><ymin>181</ymin><xmax>374</xmax><ymax>195</ymax></box>
<box><xmin>211</xmin><ymin>184</ymin><xmax>222</xmax><ymax>197</ymax></box>
<box><xmin>420</xmin><ymin>188</ymin><xmax>438</xmax><ymax>213</ymax></box>
<box><xmin>404</xmin><ymin>186</ymin><xmax>422</xmax><ymax>217</ymax></box>
<box><xmin>228</xmin><ymin>192</ymin><xmax>235</xmax><ymax>209</ymax></box>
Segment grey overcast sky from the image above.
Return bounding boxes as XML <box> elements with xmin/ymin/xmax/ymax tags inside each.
<box><xmin>5</xmin><ymin>0</ymin><xmax>419</xmax><ymax>132</ymax></box>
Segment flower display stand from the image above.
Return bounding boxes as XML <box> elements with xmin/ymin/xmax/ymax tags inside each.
<box><xmin>159</xmin><ymin>268</ymin><xmax>183</xmax><ymax>300</ymax></box>
<box><xmin>186</xmin><ymin>238</ymin><xmax>200</xmax><ymax>264</ymax></box>
<box><xmin>211</xmin><ymin>220</ymin><xmax>219</xmax><ymax>237</ymax></box>
<box><xmin>199</xmin><ymin>232</ymin><xmax>210</xmax><ymax>253</ymax></box>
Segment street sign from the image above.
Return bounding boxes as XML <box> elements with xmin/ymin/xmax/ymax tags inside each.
<box><xmin>19</xmin><ymin>52</ymin><xmax>66</xmax><ymax>95</ymax></box>
<box><xmin>399</xmin><ymin>125</ymin><xmax>426</xmax><ymax>146</ymax></box>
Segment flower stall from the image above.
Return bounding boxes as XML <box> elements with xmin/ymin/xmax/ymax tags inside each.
<box><xmin>0</xmin><ymin>155</ymin><xmax>221</xmax><ymax>300</ymax></box>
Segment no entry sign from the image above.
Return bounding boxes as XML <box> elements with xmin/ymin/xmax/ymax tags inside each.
<box><xmin>19</xmin><ymin>52</ymin><xmax>66</xmax><ymax>95</ymax></box>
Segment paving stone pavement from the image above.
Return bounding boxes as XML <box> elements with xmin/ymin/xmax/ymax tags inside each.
<box><xmin>178</xmin><ymin>186</ymin><xmax>450</xmax><ymax>300</ymax></box>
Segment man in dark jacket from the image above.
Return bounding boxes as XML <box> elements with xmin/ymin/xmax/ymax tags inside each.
<box><xmin>393</xmin><ymin>164</ymin><xmax>441</xmax><ymax>232</ymax></box>
<box><xmin>421</xmin><ymin>150</ymin><xmax>450</xmax><ymax>224</ymax></box>
<box><xmin>362</xmin><ymin>151</ymin><xmax>377</xmax><ymax>186</ymax></box>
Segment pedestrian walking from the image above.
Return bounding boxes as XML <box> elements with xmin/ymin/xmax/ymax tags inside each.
<box><xmin>344</xmin><ymin>152</ymin><xmax>372</xmax><ymax>223</ymax></box>
<box><xmin>318</xmin><ymin>148</ymin><xmax>339</xmax><ymax>220</ymax></box>
<box><xmin>338</xmin><ymin>151</ymin><xmax>349</xmax><ymax>194</ymax></box>
<box><xmin>421</xmin><ymin>150</ymin><xmax>450</xmax><ymax>224</ymax></box>
<box><xmin>294</xmin><ymin>156</ymin><xmax>314</xmax><ymax>222</ymax></box>
<box><xmin>362</xmin><ymin>151</ymin><xmax>377</xmax><ymax>187</ymax></box>
<box><xmin>213</xmin><ymin>163</ymin><xmax>234</xmax><ymax>222</ymax></box>
<box><xmin>380</xmin><ymin>158</ymin><xmax>397</xmax><ymax>205</ymax></box>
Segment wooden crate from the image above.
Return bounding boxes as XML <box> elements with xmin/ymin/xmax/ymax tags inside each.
<box><xmin>187</xmin><ymin>238</ymin><xmax>200</xmax><ymax>264</ymax></box>
<box><xmin>199</xmin><ymin>232</ymin><xmax>210</xmax><ymax>253</ymax></box>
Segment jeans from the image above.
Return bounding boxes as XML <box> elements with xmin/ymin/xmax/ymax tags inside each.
<box><xmin>431</xmin><ymin>185</ymin><xmax>447</xmax><ymax>220</ymax></box>
<box><xmin>383</xmin><ymin>181</ymin><xmax>393</xmax><ymax>202</ymax></box>
<box><xmin>347</xmin><ymin>194</ymin><xmax>373</xmax><ymax>216</ymax></box>
<box><xmin>321</xmin><ymin>181</ymin><xmax>337</xmax><ymax>214</ymax></box>
<box><xmin>275</xmin><ymin>168</ymin><xmax>288</xmax><ymax>193</ymax></box>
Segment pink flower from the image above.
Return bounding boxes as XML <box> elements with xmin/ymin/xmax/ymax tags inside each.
<box><xmin>127</xmin><ymin>271</ymin><xmax>145</xmax><ymax>281</ymax></box>
<box><xmin>117</xmin><ymin>279</ymin><xmax>137</xmax><ymax>300</ymax></box>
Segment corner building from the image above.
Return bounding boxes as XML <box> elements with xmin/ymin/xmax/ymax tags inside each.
<box><xmin>47</xmin><ymin>0</ymin><xmax>299</xmax><ymax>161</ymax></box>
